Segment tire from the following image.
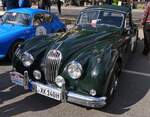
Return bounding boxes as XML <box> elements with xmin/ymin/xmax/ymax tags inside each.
<box><xmin>8</xmin><ymin>41</ymin><xmax>23</xmax><ymax>61</ymax></box>
<box><xmin>106</xmin><ymin>62</ymin><xmax>121</xmax><ymax>105</ymax></box>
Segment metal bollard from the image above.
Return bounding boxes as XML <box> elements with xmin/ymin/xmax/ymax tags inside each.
<box><xmin>23</xmin><ymin>71</ymin><xmax>29</xmax><ymax>89</ymax></box>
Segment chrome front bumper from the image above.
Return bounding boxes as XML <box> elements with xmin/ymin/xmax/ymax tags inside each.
<box><xmin>10</xmin><ymin>71</ymin><xmax>106</xmax><ymax>108</ymax></box>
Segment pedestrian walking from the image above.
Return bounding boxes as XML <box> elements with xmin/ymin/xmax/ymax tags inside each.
<box><xmin>121</xmin><ymin>0</ymin><xmax>130</xmax><ymax>6</ymax></box>
<box><xmin>2</xmin><ymin>0</ymin><xmax>6</xmax><ymax>11</ymax></box>
<box><xmin>57</xmin><ymin>0</ymin><xmax>62</xmax><ymax>15</ymax></box>
<box><xmin>5</xmin><ymin>0</ymin><xmax>19</xmax><ymax>10</ymax></box>
<box><xmin>112</xmin><ymin>0</ymin><xmax>119</xmax><ymax>5</ymax></box>
<box><xmin>19</xmin><ymin>0</ymin><xmax>31</xmax><ymax>8</ymax></box>
<box><xmin>141</xmin><ymin>1</ymin><xmax>150</xmax><ymax>56</ymax></box>
<box><xmin>38</xmin><ymin>0</ymin><xmax>45</xmax><ymax>9</ymax></box>
<box><xmin>45</xmin><ymin>0</ymin><xmax>52</xmax><ymax>12</ymax></box>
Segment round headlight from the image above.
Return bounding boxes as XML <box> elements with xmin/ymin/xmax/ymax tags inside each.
<box><xmin>67</xmin><ymin>61</ymin><xmax>82</xmax><ymax>79</ymax></box>
<box><xmin>33</xmin><ymin>70</ymin><xmax>41</xmax><ymax>80</ymax></box>
<box><xmin>90</xmin><ymin>89</ymin><xmax>96</xmax><ymax>96</ymax></box>
<box><xmin>21</xmin><ymin>52</ymin><xmax>34</xmax><ymax>67</ymax></box>
<box><xmin>55</xmin><ymin>76</ymin><xmax>65</xmax><ymax>87</ymax></box>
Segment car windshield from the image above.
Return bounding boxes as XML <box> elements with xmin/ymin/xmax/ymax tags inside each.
<box><xmin>2</xmin><ymin>12</ymin><xmax>31</xmax><ymax>26</ymax></box>
<box><xmin>77</xmin><ymin>10</ymin><xmax>124</xmax><ymax>28</ymax></box>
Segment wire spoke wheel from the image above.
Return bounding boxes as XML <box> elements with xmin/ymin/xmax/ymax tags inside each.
<box><xmin>8</xmin><ymin>41</ymin><xmax>22</xmax><ymax>61</ymax></box>
<box><xmin>106</xmin><ymin>62</ymin><xmax>121</xmax><ymax>105</ymax></box>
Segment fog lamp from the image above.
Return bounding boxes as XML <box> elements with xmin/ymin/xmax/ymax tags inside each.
<box><xmin>90</xmin><ymin>89</ymin><xmax>96</xmax><ymax>96</ymax></box>
<box><xmin>33</xmin><ymin>70</ymin><xmax>41</xmax><ymax>80</ymax></box>
<box><xmin>55</xmin><ymin>76</ymin><xmax>65</xmax><ymax>87</ymax></box>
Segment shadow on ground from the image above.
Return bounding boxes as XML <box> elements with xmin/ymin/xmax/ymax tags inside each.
<box><xmin>0</xmin><ymin>71</ymin><xmax>60</xmax><ymax>117</ymax></box>
<box><xmin>101</xmin><ymin>40</ymin><xmax>150</xmax><ymax>114</ymax></box>
<box><xmin>0</xmin><ymin>72</ymin><xmax>28</xmax><ymax>104</ymax></box>
<box><xmin>0</xmin><ymin>59</ymin><xmax>11</xmax><ymax>66</ymax></box>
<box><xmin>101</xmin><ymin>72</ymin><xmax>150</xmax><ymax>114</ymax></box>
<box><xmin>0</xmin><ymin>94</ymin><xmax>60</xmax><ymax>117</ymax></box>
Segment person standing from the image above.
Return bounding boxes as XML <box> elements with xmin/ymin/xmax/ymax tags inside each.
<box><xmin>45</xmin><ymin>0</ymin><xmax>52</xmax><ymax>11</ymax></box>
<box><xmin>38</xmin><ymin>0</ymin><xmax>46</xmax><ymax>10</ymax></box>
<box><xmin>141</xmin><ymin>1</ymin><xmax>150</xmax><ymax>56</ymax></box>
<box><xmin>57</xmin><ymin>0</ymin><xmax>62</xmax><ymax>15</ymax></box>
<box><xmin>5</xmin><ymin>0</ymin><xmax>19</xmax><ymax>10</ymax></box>
<box><xmin>106</xmin><ymin>0</ymin><xmax>112</xmax><ymax>4</ymax></box>
<box><xmin>2</xmin><ymin>0</ymin><xmax>6</xmax><ymax>11</ymax></box>
<box><xmin>19</xmin><ymin>0</ymin><xmax>31</xmax><ymax>8</ymax></box>
<box><xmin>112</xmin><ymin>0</ymin><xmax>119</xmax><ymax>5</ymax></box>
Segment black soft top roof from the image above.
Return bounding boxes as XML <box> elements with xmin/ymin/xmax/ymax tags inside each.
<box><xmin>83</xmin><ymin>5</ymin><xmax>131</xmax><ymax>14</ymax></box>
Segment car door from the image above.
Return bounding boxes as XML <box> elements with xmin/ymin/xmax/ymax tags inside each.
<box><xmin>122</xmin><ymin>13</ymin><xmax>132</xmax><ymax>53</ymax></box>
<box><xmin>120</xmin><ymin>13</ymin><xmax>133</xmax><ymax>65</ymax></box>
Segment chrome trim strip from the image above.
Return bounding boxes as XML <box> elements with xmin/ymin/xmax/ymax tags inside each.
<box><xmin>67</xmin><ymin>92</ymin><xmax>106</xmax><ymax>108</ymax></box>
<box><xmin>10</xmin><ymin>71</ymin><xmax>107</xmax><ymax>108</ymax></box>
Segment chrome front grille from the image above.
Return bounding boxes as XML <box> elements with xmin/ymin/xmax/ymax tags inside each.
<box><xmin>45</xmin><ymin>50</ymin><xmax>62</xmax><ymax>83</ymax></box>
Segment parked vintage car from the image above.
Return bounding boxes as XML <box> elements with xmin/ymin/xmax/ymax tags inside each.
<box><xmin>0</xmin><ymin>8</ymin><xmax>65</xmax><ymax>60</ymax></box>
<box><xmin>10</xmin><ymin>5</ymin><xmax>138</xmax><ymax>108</ymax></box>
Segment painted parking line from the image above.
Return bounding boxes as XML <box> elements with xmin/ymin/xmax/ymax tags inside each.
<box><xmin>122</xmin><ymin>69</ymin><xmax>150</xmax><ymax>77</ymax></box>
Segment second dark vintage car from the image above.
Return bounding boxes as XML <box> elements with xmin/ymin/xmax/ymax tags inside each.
<box><xmin>10</xmin><ymin>5</ymin><xmax>138</xmax><ymax>108</ymax></box>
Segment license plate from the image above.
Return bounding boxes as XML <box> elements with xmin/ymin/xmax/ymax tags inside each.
<box><xmin>10</xmin><ymin>72</ymin><xmax>24</xmax><ymax>86</ymax></box>
<box><xmin>36</xmin><ymin>84</ymin><xmax>61</xmax><ymax>101</ymax></box>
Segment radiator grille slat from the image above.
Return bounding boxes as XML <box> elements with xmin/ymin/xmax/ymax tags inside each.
<box><xmin>45</xmin><ymin>50</ymin><xmax>62</xmax><ymax>83</ymax></box>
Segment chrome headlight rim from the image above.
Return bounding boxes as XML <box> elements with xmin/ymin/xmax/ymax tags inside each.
<box><xmin>67</xmin><ymin>61</ymin><xmax>82</xmax><ymax>79</ymax></box>
<box><xmin>21</xmin><ymin>52</ymin><xmax>34</xmax><ymax>67</ymax></box>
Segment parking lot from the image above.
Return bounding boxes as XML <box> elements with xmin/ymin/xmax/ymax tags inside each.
<box><xmin>0</xmin><ymin>8</ymin><xmax>150</xmax><ymax>117</ymax></box>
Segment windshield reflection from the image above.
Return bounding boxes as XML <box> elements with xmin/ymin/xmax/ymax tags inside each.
<box><xmin>77</xmin><ymin>10</ymin><xmax>124</xmax><ymax>28</ymax></box>
<box><xmin>2</xmin><ymin>12</ymin><xmax>31</xmax><ymax>26</ymax></box>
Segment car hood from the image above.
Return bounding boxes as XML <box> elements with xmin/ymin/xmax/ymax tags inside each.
<box><xmin>53</xmin><ymin>26</ymin><xmax>121</xmax><ymax>60</ymax></box>
<box><xmin>20</xmin><ymin>25</ymin><xmax>121</xmax><ymax>63</ymax></box>
<box><xmin>20</xmin><ymin>34</ymin><xmax>62</xmax><ymax>57</ymax></box>
<box><xmin>0</xmin><ymin>23</ymin><xmax>28</xmax><ymax>34</ymax></box>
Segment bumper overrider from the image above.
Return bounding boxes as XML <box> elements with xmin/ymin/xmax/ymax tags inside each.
<box><xmin>10</xmin><ymin>70</ymin><xmax>107</xmax><ymax>108</ymax></box>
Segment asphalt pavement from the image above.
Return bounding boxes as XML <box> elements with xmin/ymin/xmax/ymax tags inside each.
<box><xmin>0</xmin><ymin>7</ymin><xmax>150</xmax><ymax>117</ymax></box>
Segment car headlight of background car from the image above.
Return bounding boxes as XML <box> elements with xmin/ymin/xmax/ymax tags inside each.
<box><xmin>67</xmin><ymin>61</ymin><xmax>82</xmax><ymax>79</ymax></box>
<box><xmin>21</xmin><ymin>52</ymin><xmax>34</xmax><ymax>67</ymax></box>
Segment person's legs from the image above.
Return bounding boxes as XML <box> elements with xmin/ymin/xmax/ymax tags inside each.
<box><xmin>143</xmin><ymin>26</ymin><xmax>148</xmax><ymax>55</ymax></box>
<box><xmin>143</xmin><ymin>23</ymin><xmax>150</xmax><ymax>55</ymax></box>
<box><xmin>57</xmin><ymin>5</ymin><xmax>61</xmax><ymax>15</ymax></box>
<box><xmin>145</xmin><ymin>23</ymin><xmax>150</xmax><ymax>53</ymax></box>
<box><xmin>49</xmin><ymin>5</ymin><xmax>51</xmax><ymax>12</ymax></box>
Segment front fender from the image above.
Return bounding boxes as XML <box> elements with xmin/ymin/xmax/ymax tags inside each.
<box><xmin>61</xmin><ymin>47</ymin><xmax>119</xmax><ymax>97</ymax></box>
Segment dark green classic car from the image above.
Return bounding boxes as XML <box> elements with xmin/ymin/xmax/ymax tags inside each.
<box><xmin>10</xmin><ymin>5</ymin><xmax>138</xmax><ymax>108</ymax></box>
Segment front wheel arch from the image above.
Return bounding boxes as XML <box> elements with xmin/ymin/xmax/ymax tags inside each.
<box><xmin>7</xmin><ymin>39</ymin><xmax>24</xmax><ymax>61</ymax></box>
<box><xmin>105</xmin><ymin>60</ymin><xmax>121</xmax><ymax>106</ymax></box>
